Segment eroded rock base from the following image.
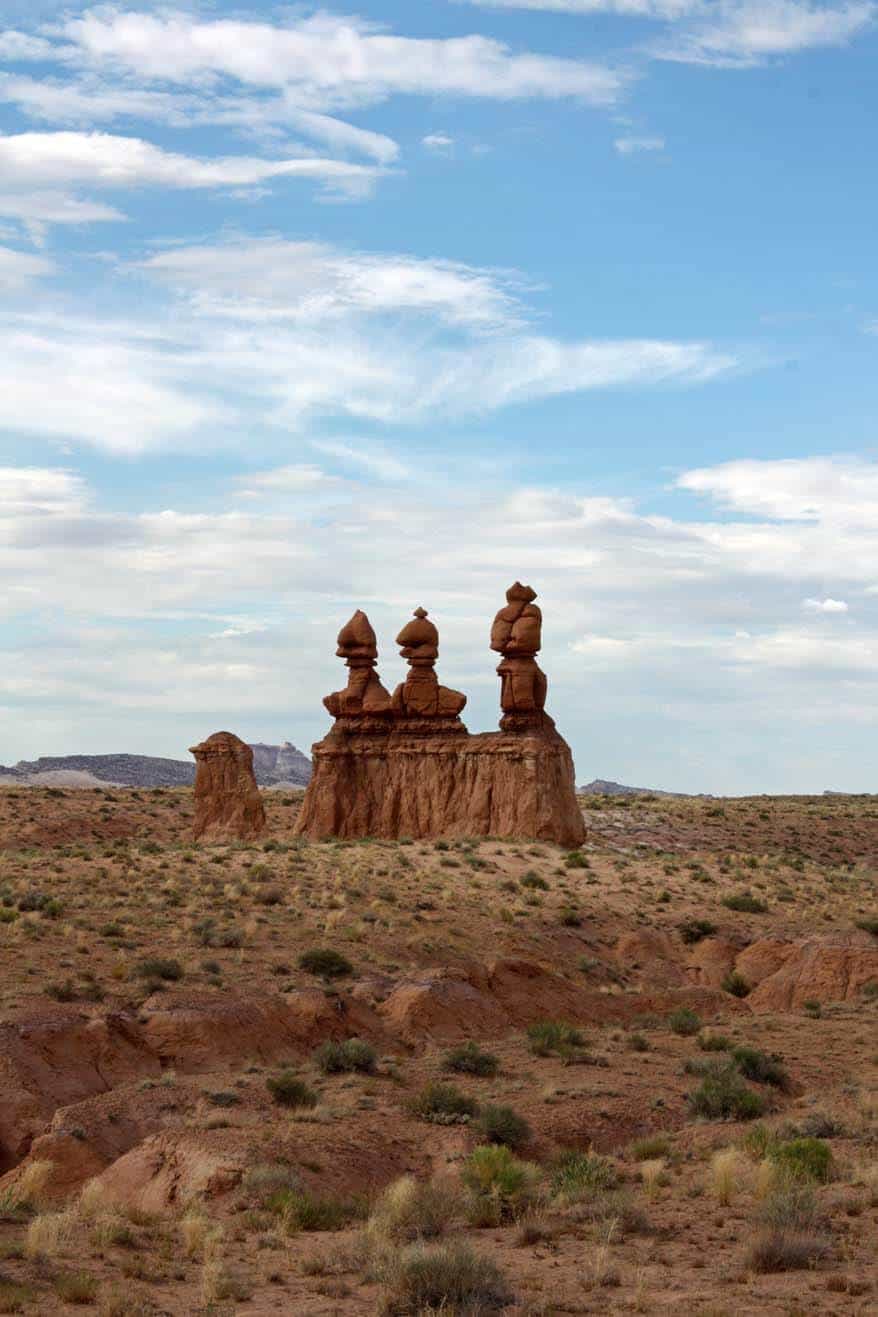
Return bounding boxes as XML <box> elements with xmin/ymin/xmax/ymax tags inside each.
<box><xmin>294</xmin><ymin>719</ymin><xmax>586</xmax><ymax>846</ymax></box>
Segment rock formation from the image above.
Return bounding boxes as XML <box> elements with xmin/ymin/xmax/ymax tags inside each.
<box><xmin>323</xmin><ymin>610</ymin><xmax>393</xmax><ymax>728</ymax></box>
<box><xmin>490</xmin><ymin>581</ymin><xmax>548</xmax><ymax>732</ymax></box>
<box><xmin>189</xmin><ymin>731</ymin><xmax>266</xmax><ymax>843</ymax></box>
<box><xmin>391</xmin><ymin>608</ymin><xmax>467</xmax><ymax>729</ymax></box>
<box><xmin>294</xmin><ymin>587</ymin><xmax>586</xmax><ymax>846</ymax></box>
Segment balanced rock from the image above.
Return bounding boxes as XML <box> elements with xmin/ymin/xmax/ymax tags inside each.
<box><xmin>391</xmin><ymin>608</ymin><xmax>467</xmax><ymax>729</ymax></box>
<box><xmin>189</xmin><ymin>731</ymin><xmax>266</xmax><ymax>843</ymax></box>
<box><xmin>323</xmin><ymin>610</ymin><xmax>393</xmax><ymax>727</ymax></box>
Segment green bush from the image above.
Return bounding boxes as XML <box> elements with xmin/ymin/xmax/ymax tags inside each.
<box><xmin>313</xmin><ymin>1037</ymin><xmax>376</xmax><ymax>1075</ymax></box>
<box><xmin>770</xmin><ymin>1137</ymin><xmax>832</xmax><ymax>1184</ymax></box>
<box><xmin>564</xmin><ymin>851</ymin><xmax>590</xmax><ymax>869</ymax></box>
<box><xmin>688</xmin><ymin>1061</ymin><xmax>766</xmax><ymax>1121</ymax></box>
<box><xmin>697</xmin><ymin>1031</ymin><xmax>731</xmax><ymax>1052</ymax></box>
<box><xmin>442</xmin><ymin>1041</ymin><xmax>499</xmax><ymax>1077</ymax></box>
<box><xmin>476</xmin><ymin>1105</ymin><xmax>531</xmax><ymax>1150</ymax></box>
<box><xmin>297</xmin><ymin>948</ymin><xmax>353</xmax><ymax>978</ymax></box>
<box><xmin>667</xmin><ymin>1008</ymin><xmax>701</xmax><ymax>1037</ymax></box>
<box><xmin>678</xmin><ymin>919</ymin><xmax>717</xmax><ymax>945</ymax></box>
<box><xmin>408</xmin><ymin>1083</ymin><xmax>478</xmax><ymax>1125</ymax></box>
<box><xmin>265</xmin><ymin>1072</ymin><xmax>317</xmax><ymax>1110</ymax></box>
<box><xmin>722</xmin><ymin>891</ymin><xmax>768</xmax><ymax>913</ymax></box>
<box><xmin>461</xmin><ymin>1145</ymin><xmax>539</xmax><ymax>1222</ymax></box>
<box><xmin>731</xmin><ymin>1046</ymin><xmax>790</xmax><ymax>1091</ymax></box>
<box><xmin>526</xmin><ymin>1019</ymin><xmax>586</xmax><ymax>1059</ymax></box>
<box><xmin>135</xmin><ymin>957</ymin><xmax>183</xmax><ymax>981</ymax></box>
<box><xmin>379</xmin><ymin>1242</ymin><xmax>512</xmax><ymax>1315</ymax></box>
<box><xmin>270</xmin><ymin>1188</ymin><xmax>361</xmax><ymax>1232</ymax></box>
<box><xmin>520</xmin><ymin>872</ymin><xmax>549</xmax><ymax>890</ymax></box>
<box><xmin>721</xmin><ymin>971</ymin><xmax>751</xmax><ymax>998</ymax></box>
<box><xmin>550</xmin><ymin>1150</ymin><xmax>617</xmax><ymax>1200</ymax></box>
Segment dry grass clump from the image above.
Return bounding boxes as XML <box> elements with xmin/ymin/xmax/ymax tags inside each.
<box><xmin>180</xmin><ymin>1208</ymin><xmax>209</xmax><ymax>1258</ymax></box>
<box><xmin>462</xmin><ymin>1145</ymin><xmax>542</xmax><ymax>1225</ymax></box>
<box><xmin>639</xmin><ymin>1159</ymin><xmax>667</xmax><ymax>1199</ymax></box>
<box><xmin>710</xmin><ymin>1148</ymin><xmax>749</xmax><ymax>1205</ymax></box>
<box><xmin>200</xmin><ymin>1225</ymin><xmax>253</xmax><ymax>1304</ymax></box>
<box><xmin>24</xmin><ymin>1207</ymin><xmax>74</xmax><ymax>1259</ymax></box>
<box><xmin>376</xmin><ymin>1240</ymin><xmax>512</xmax><ymax>1315</ymax></box>
<box><xmin>367</xmin><ymin>1175</ymin><xmax>461</xmax><ymax>1243</ymax></box>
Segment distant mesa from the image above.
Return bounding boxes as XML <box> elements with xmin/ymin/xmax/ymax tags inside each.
<box><xmin>0</xmin><ymin>742</ymin><xmax>311</xmax><ymax>789</ymax></box>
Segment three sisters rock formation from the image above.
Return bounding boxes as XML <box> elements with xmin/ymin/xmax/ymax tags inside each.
<box><xmin>294</xmin><ymin>583</ymin><xmax>585</xmax><ymax>846</ymax></box>
<box><xmin>189</xmin><ymin>584</ymin><xmax>585</xmax><ymax>847</ymax></box>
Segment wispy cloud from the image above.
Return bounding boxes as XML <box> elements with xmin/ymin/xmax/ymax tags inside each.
<box><xmin>614</xmin><ymin>133</ymin><xmax>665</xmax><ymax>153</ymax></box>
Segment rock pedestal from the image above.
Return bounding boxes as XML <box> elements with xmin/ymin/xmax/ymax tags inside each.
<box><xmin>294</xmin><ymin>590</ymin><xmax>585</xmax><ymax>847</ymax></box>
<box><xmin>189</xmin><ymin>731</ymin><xmax>266</xmax><ymax>843</ymax></box>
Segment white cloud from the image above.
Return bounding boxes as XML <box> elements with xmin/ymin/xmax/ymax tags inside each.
<box><xmin>311</xmin><ymin>439</ymin><xmax>412</xmax><ymax>482</ymax></box>
<box><xmin>802</xmin><ymin>597</ymin><xmax>848</xmax><ymax>613</ymax></box>
<box><xmin>678</xmin><ymin>456</ymin><xmax>878</xmax><ymax>525</ymax></box>
<box><xmin>0</xmin><ymin>236</ymin><xmax>737</xmax><ymax>453</ymax></box>
<box><xmin>137</xmin><ymin>238</ymin><xmax>526</xmax><ymax>331</ymax></box>
<box><xmin>614</xmin><ymin>134</ymin><xmax>665</xmax><ymax>153</ymax></box>
<box><xmin>0</xmin><ymin>31</ymin><xmax>57</xmax><ymax>61</ymax></box>
<box><xmin>234</xmin><ymin>464</ymin><xmax>340</xmax><ymax>497</ymax></box>
<box><xmin>463</xmin><ymin>0</ymin><xmax>876</xmax><ymax>67</ymax></box>
<box><xmin>0</xmin><ymin>317</ymin><xmax>219</xmax><ymax>453</ymax></box>
<box><xmin>422</xmin><ymin>133</ymin><xmax>455</xmax><ymax>151</ymax></box>
<box><xmin>58</xmin><ymin>10</ymin><xmax>628</xmax><ymax>108</ymax></box>
<box><xmin>653</xmin><ymin>0</ymin><xmax>876</xmax><ymax>66</ymax></box>
<box><xmin>0</xmin><ymin>245</ymin><xmax>55</xmax><ymax>290</ymax></box>
<box><xmin>0</xmin><ymin>467</ymin><xmax>87</xmax><ymax>516</ymax></box>
<box><xmin>0</xmin><ymin>132</ymin><xmax>386</xmax><ymax>220</ymax></box>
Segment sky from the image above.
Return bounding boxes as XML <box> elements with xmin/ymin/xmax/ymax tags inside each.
<box><xmin>1</xmin><ymin>1</ymin><xmax>878</xmax><ymax>794</ymax></box>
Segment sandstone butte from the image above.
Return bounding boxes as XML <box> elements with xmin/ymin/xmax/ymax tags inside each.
<box><xmin>294</xmin><ymin>584</ymin><xmax>586</xmax><ymax>846</ymax></box>
<box><xmin>189</xmin><ymin>730</ymin><xmax>266</xmax><ymax>843</ymax></box>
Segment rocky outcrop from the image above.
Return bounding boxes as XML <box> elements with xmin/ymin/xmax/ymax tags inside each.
<box><xmin>295</xmin><ymin>588</ymin><xmax>586</xmax><ymax>846</ymax></box>
<box><xmin>744</xmin><ymin>933</ymin><xmax>878</xmax><ymax>1012</ymax></box>
<box><xmin>189</xmin><ymin>731</ymin><xmax>266</xmax><ymax>843</ymax></box>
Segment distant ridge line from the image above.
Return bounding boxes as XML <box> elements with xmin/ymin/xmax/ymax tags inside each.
<box><xmin>0</xmin><ymin>742</ymin><xmax>312</xmax><ymax>788</ymax></box>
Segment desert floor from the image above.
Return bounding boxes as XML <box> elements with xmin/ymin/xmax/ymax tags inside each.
<box><xmin>0</xmin><ymin>787</ymin><xmax>876</xmax><ymax>1314</ymax></box>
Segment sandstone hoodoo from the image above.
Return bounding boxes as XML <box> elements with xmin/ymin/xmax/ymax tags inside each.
<box><xmin>294</xmin><ymin>585</ymin><xmax>585</xmax><ymax>845</ymax></box>
<box><xmin>189</xmin><ymin>730</ymin><xmax>267</xmax><ymax>843</ymax></box>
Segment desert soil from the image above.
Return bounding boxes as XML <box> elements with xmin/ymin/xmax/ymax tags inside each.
<box><xmin>0</xmin><ymin>786</ymin><xmax>876</xmax><ymax>1314</ymax></box>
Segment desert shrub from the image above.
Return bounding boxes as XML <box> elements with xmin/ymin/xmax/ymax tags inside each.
<box><xmin>722</xmin><ymin>971</ymin><xmax>751</xmax><ymax>998</ymax></box>
<box><xmin>408</xmin><ymin>1083</ymin><xmax>478</xmax><ymax>1125</ymax></box>
<box><xmin>462</xmin><ymin>1145</ymin><xmax>540</xmax><ymax>1224</ymax></box>
<box><xmin>136</xmin><ymin>957</ymin><xmax>183</xmax><ymax>982</ymax></box>
<box><xmin>265</xmin><ymin>1072</ymin><xmax>317</xmax><ymax>1110</ymax></box>
<box><xmin>476</xmin><ymin>1105</ymin><xmax>531</xmax><ymax>1150</ymax></box>
<box><xmin>710</xmin><ymin>1148</ymin><xmax>748</xmax><ymax>1205</ymax></box>
<box><xmin>520</xmin><ymin>871</ymin><xmax>549</xmax><ymax>891</ymax></box>
<box><xmin>378</xmin><ymin>1241</ymin><xmax>512</xmax><ymax>1315</ymax></box>
<box><xmin>731</xmin><ymin>1046</ymin><xmax>790</xmax><ymax>1091</ymax></box>
<box><xmin>550</xmin><ymin>1150</ymin><xmax>617</xmax><ymax>1201</ymax></box>
<box><xmin>526</xmin><ymin>1019</ymin><xmax>586</xmax><ymax>1059</ymax></box>
<box><xmin>741</xmin><ymin>1123</ymin><xmax>782</xmax><ymax>1162</ymax></box>
<box><xmin>298</xmin><ymin>948</ymin><xmax>353</xmax><ymax>978</ymax></box>
<box><xmin>747</xmin><ymin>1183</ymin><xmax>831</xmax><ymax>1273</ymax></box>
<box><xmin>769</xmin><ymin>1137</ymin><xmax>833</xmax><ymax>1184</ymax></box>
<box><xmin>688</xmin><ymin>1061</ymin><xmax>766</xmax><ymax>1121</ymax></box>
<box><xmin>272</xmin><ymin>1189</ymin><xmax>362</xmax><ymax>1233</ymax></box>
<box><xmin>45</xmin><ymin>979</ymin><xmax>77</xmax><ymax>1003</ymax></box>
<box><xmin>697</xmin><ymin>1030</ymin><xmax>731</xmax><ymax>1052</ymax></box>
<box><xmin>629</xmin><ymin>1135</ymin><xmax>672</xmax><ymax>1162</ymax></box>
<box><xmin>678</xmin><ymin>919</ymin><xmax>717</xmax><ymax>945</ymax></box>
<box><xmin>442</xmin><ymin>1041</ymin><xmax>499</xmax><ymax>1078</ymax></box>
<box><xmin>0</xmin><ymin>1281</ymin><xmax>34</xmax><ymax>1312</ymax></box>
<box><xmin>667</xmin><ymin>1008</ymin><xmax>701</xmax><ymax>1037</ymax></box>
<box><xmin>855</xmin><ymin>916</ymin><xmax>878</xmax><ymax>935</ymax></box>
<box><xmin>564</xmin><ymin>851</ymin><xmax>590</xmax><ymax>869</ymax></box>
<box><xmin>559</xmin><ymin>906</ymin><xmax>582</xmax><ymax>926</ymax></box>
<box><xmin>313</xmin><ymin>1037</ymin><xmax>376</xmax><ymax>1075</ymax></box>
<box><xmin>241</xmin><ymin>1163</ymin><xmax>300</xmax><ymax>1204</ymax></box>
<box><xmin>722</xmin><ymin>891</ymin><xmax>768</xmax><ymax>913</ymax></box>
<box><xmin>367</xmin><ymin>1175</ymin><xmax>460</xmax><ymax>1242</ymax></box>
<box><xmin>54</xmin><ymin>1271</ymin><xmax>98</xmax><ymax>1304</ymax></box>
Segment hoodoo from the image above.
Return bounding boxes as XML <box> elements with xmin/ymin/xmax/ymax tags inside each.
<box><xmin>189</xmin><ymin>730</ymin><xmax>266</xmax><ymax>843</ymax></box>
<box><xmin>294</xmin><ymin>587</ymin><xmax>585</xmax><ymax>846</ymax></box>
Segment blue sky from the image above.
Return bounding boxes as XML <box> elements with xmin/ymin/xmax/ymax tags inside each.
<box><xmin>1</xmin><ymin>0</ymin><xmax>878</xmax><ymax>792</ymax></box>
